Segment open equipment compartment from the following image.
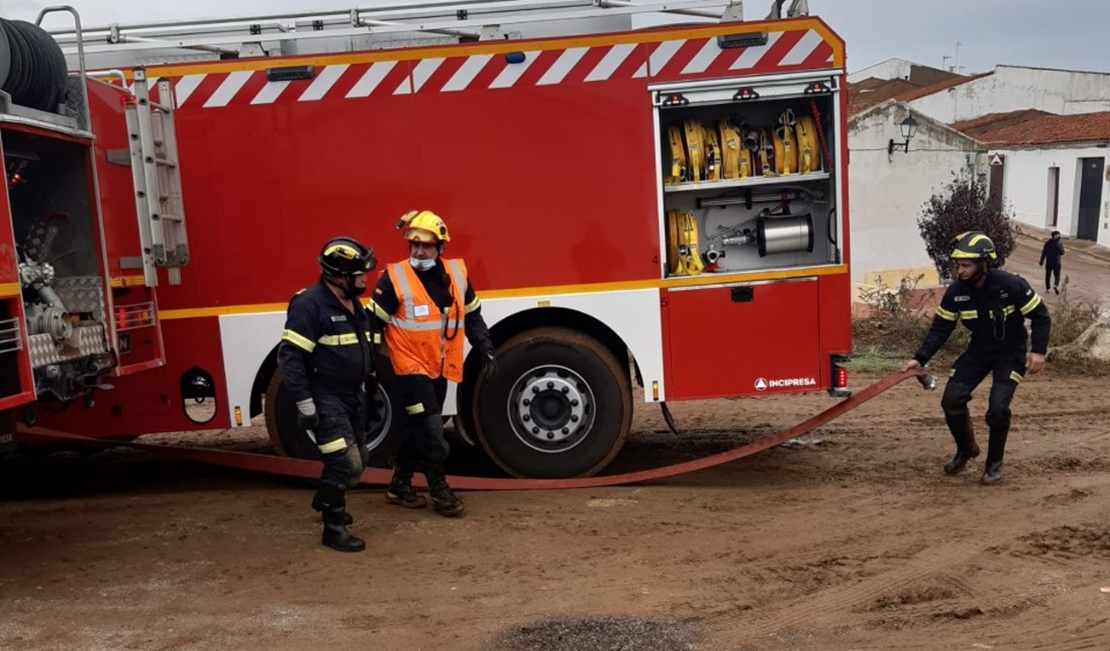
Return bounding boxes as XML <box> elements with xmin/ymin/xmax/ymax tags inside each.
<box><xmin>653</xmin><ymin>70</ymin><xmax>843</xmax><ymax>279</ymax></box>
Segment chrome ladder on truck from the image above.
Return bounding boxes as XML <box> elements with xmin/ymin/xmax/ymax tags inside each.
<box><xmin>125</xmin><ymin>69</ymin><xmax>188</xmax><ymax>287</ymax></box>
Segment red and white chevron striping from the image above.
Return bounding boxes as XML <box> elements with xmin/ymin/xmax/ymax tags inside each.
<box><xmin>162</xmin><ymin>29</ymin><xmax>834</xmax><ymax>108</ymax></box>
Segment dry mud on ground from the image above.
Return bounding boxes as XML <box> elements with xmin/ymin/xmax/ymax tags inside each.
<box><xmin>4</xmin><ymin>368</ymin><xmax>1110</xmax><ymax>650</ymax></box>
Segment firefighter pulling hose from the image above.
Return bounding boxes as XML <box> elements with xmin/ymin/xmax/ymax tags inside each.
<box><xmin>902</xmin><ymin>231</ymin><xmax>1051</xmax><ymax>485</ymax></box>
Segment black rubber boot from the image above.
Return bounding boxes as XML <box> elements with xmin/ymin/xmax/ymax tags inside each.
<box><xmin>981</xmin><ymin>460</ymin><xmax>1003</xmax><ymax>484</ymax></box>
<box><xmin>322</xmin><ymin>508</ymin><xmax>366</xmax><ymax>552</ymax></box>
<box><xmin>385</xmin><ymin>464</ymin><xmax>427</xmax><ymax>509</ymax></box>
<box><xmin>981</xmin><ymin>428</ymin><xmax>1008</xmax><ymax>485</ymax></box>
<box><xmin>427</xmin><ymin>471</ymin><xmax>464</xmax><ymax>517</ymax></box>
<box><xmin>313</xmin><ymin>488</ymin><xmax>353</xmax><ymax>524</ymax></box>
<box><xmin>316</xmin><ymin>485</ymin><xmax>365</xmax><ymax>552</ymax></box>
<box><xmin>943</xmin><ymin>415</ymin><xmax>980</xmax><ymax>475</ymax></box>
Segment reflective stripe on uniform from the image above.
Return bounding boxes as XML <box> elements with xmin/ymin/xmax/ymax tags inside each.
<box><xmin>464</xmin><ymin>296</ymin><xmax>481</xmax><ymax>314</ymax></box>
<box><xmin>959</xmin><ymin>310</ymin><xmax>977</xmax><ymax>320</ymax></box>
<box><xmin>1020</xmin><ymin>294</ymin><xmax>1042</xmax><ymax>315</ymax></box>
<box><xmin>443</xmin><ymin>260</ymin><xmax>467</xmax><ymax>331</ymax></box>
<box><xmin>368</xmin><ymin>300</ymin><xmax>393</xmax><ymax>323</ymax></box>
<box><xmin>282</xmin><ymin>329</ymin><xmax>316</xmax><ymax>352</ymax></box>
<box><xmin>318</xmin><ymin>438</ymin><xmax>348</xmax><ymax>454</ymax></box>
<box><xmin>390</xmin><ymin>317</ymin><xmax>445</xmax><ymax>332</ymax></box>
<box><xmin>323</xmin><ymin>243</ymin><xmax>361</xmax><ymax>259</ymax></box>
<box><xmin>446</xmin><ymin>259</ymin><xmax>468</xmax><ymax>297</ymax></box>
<box><xmin>936</xmin><ymin>306</ymin><xmax>958</xmax><ymax>321</ymax></box>
<box><xmin>405</xmin><ymin>403</ymin><xmax>425</xmax><ymax>415</ymax></box>
<box><xmin>387</xmin><ymin>262</ymin><xmax>454</xmax><ymax>332</ymax></box>
<box><xmin>1009</xmin><ymin>370</ymin><xmax>1024</xmax><ymax>384</ymax></box>
<box><xmin>392</xmin><ymin>262</ymin><xmax>416</xmax><ymax>319</ymax></box>
<box><xmin>318</xmin><ymin>333</ymin><xmax>360</xmax><ymax>346</ymax></box>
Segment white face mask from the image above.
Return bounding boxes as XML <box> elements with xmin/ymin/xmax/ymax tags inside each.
<box><xmin>409</xmin><ymin>257</ymin><xmax>435</xmax><ymax>271</ymax></box>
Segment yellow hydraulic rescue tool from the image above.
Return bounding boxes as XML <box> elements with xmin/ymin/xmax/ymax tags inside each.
<box><xmin>666</xmin><ymin>209</ymin><xmax>704</xmax><ymax>276</ymax></box>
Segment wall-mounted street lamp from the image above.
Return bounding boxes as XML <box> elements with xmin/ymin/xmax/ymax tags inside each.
<box><xmin>888</xmin><ymin>115</ymin><xmax>919</xmax><ymax>155</ymax></box>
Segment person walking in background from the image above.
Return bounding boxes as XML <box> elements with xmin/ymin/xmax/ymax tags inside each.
<box><xmin>1039</xmin><ymin>230</ymin><xmax>1065</xmax><ymax>294</ymax></box>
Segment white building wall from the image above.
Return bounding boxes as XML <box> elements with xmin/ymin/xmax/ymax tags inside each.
<box><xmin>848</xmin><ymin>59</ymin><xmax>914</xmax><ymax>83</ymax></box>
<box><xmin>996</xmin><ymin>146</ymin><xmax>1110</xmax><ymax>247</ymax></box>
<box><xmin>909</xmin><ymin>66</ymin><xmax>1110</xmax><ymax>124</ymax></box>
<box><xmin>848</xmin><ymin>102</ymin><xmax>985</xmax><ymax>288</ymax></box>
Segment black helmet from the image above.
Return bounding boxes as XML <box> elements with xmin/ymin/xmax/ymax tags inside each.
<box><xmin>318</xmin><ymin>237</ymin><xmax>376</xmax><ymax>276</ymax></box>
<box><xmin>950</xmin><ymin>230</ymin><xmax>997</xmax><ymax>261</ymax></box>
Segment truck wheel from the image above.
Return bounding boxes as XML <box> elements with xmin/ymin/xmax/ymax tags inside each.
<box><xmin>471</xmin><ymin>327</ymin><xmax>632</xmax><ymax>479</ymax></box>
<box><xmin>263</xmin><ymin>362</ymin><xmax>404</xmax><ymax>468</ymax></box>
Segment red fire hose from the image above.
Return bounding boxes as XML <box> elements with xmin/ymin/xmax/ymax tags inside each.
<box><xmin>19</xmin><ymin>369</ymin><xmax>931</xmax><ymax>491</ymax></box>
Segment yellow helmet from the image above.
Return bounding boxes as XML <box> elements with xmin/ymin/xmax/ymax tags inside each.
<box><xmin>397</xmin><ymin>210</ymin><xmax>450</xmax><ymax>243</ymax></box>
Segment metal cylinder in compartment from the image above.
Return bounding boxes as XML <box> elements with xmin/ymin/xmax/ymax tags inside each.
<box><xmin>757</xmin><ymin>214</ymin><xmax>813</xmax><ymax>257</ymax></box>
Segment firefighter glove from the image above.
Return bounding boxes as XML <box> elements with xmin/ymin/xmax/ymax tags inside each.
<box><xmin>480</xmin><ymin>345</ymin><xmax>497</xmax><ymax>380</ymax></box>
<box><xmin>296</xmin><ymin>398</ymin><xmax>319</xmax><ymax>430</ymax></box>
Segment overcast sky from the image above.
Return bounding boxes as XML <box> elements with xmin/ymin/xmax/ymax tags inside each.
<box><xmin>3</xmin><ymin>0</ymin><xmax>1106</xmax><ymax>76</ymax></box>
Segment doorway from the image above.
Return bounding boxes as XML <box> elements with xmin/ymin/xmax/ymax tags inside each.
<box><xmin>988</xmin><ymin>153</ymin><xmax>1006</xmax><ymax>214</ymax></box>
<box><xmin>1076</xmin><ymin>157</ymin><xmax>1105</xmax><ymax>241</ymax></box>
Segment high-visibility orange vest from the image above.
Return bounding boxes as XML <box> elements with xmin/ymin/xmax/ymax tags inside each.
<box><xmin>383</xmin><ymin>258</ymin><xmax>468</xmax><ymax>382</ymax></box>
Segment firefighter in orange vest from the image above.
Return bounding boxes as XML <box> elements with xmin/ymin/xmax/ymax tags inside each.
<box><xmin>278</xmin><ymin>236</ymin><xmax>378</xmax><ymax>552</ymax></box>
<box><xmin>367</xmin><ymin>210</ymin><xmax>496</xmax><ymax>517</ymax></box>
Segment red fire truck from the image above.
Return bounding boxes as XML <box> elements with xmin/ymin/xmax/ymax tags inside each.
<box><xmin>3</xmin><ymin>0</ymin><xmax>853</xmax><ymax>479</ymax></box>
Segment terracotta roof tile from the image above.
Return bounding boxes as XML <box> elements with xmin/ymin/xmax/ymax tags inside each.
<box><xmin>851</xmin><ymin>77</ymin><xmax>900</xmax><ymax>92</ymax></box>
<box><xmin>847</xmin><ymin>78</ymin><xmax>923</xmax><ymax>116</ymax></box>
<box><xmin>969</xmin><ymin>111</ymin><xmax>1110</xmax><ymax>147</ymax></box>
<box><xmin>951</xmin><ymin>109</ymin><xmax>1053</xmax><ymax>138</ymax></box>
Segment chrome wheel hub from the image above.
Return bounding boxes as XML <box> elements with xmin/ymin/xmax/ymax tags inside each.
<box><xmin>508</xmin><ymin>365</ymin><xmax>595</xmax><ymax>452</ymax></box>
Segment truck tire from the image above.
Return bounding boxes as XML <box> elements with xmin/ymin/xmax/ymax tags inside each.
<box><xmin>263</xmin><ymin>359</ymin><xmax>405</xmax><ymax>469</ymax></box>
<box><xmin>471</xmin><ymin>327</ymin><xmax>633</xmax><ymax>479</ymax></box>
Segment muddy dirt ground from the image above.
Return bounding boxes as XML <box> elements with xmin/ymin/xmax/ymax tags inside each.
<box><xmin>2</xmin><ymin>232</ymin><xmax>1108</xmax><ymax>651</ymax></box>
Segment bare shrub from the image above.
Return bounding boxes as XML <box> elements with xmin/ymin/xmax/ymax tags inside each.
<box><xmin>917</xmin><ymin>169</ymin><xmax>1017</xmax><ymax>282</ymax></box>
